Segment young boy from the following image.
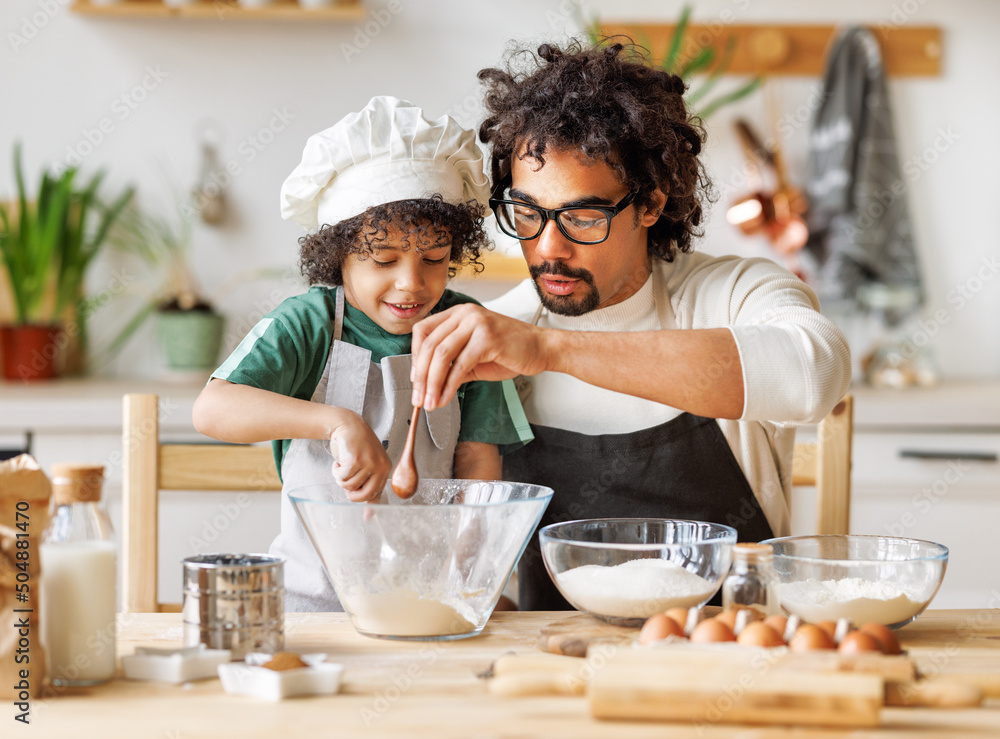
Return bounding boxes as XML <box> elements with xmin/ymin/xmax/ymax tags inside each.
<box><xmin>192</xmin><ymin>97</ymin><xmax>532</xmax><ymax>612</ymax></box>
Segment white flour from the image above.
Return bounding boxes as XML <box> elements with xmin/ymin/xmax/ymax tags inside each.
<box><xmin>346</xmin><ymin>589</ymin><xmax>476</xmax><ymax>637</ymax></box>
<box><xmin>555</xmin><ymin>558</ymin><xmax>717</xmax><ymax>618</ymax></box>
<box><xmin>779</xmin><ymin>577</ymin><xmax>924</xmax><ymax>625</ymax></box>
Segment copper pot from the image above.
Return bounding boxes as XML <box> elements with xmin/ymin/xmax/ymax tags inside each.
<box><xmin>727</xmin><ymin>119</ymin><xmax>809</xmax><ymax>259</ymax></box>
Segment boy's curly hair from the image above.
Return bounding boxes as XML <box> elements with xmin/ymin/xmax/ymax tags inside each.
<box><xmin>478</xmin><ymin>40</ymin><xmax>713</xmax><ymax>262</ymax></box>
<box><xmin>299</xmin><ymin>195</ymin><xmax>490</xmax><ymax>286</ymax></box>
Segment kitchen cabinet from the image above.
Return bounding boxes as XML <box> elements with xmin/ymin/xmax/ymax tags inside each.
<box><xmin>70</xmin><ymin>0</ymin><xmax>366</xmax><ymax>20</ymax></box>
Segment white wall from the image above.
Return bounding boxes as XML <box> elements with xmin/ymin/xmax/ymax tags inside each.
<box><xmin>2</xmin><ymin>0</ymin><xmax>998</xmax><ymax>379</ymax></box>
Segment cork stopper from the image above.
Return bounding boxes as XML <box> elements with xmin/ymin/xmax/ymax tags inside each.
<box><xmin>733</xmin><ymin>542</ymin><xmax>774</xmax><ymax>563</ymax></box>
<box><xmin>51</xmin><ymin>463</ymin><xmax>105</xmax><ymax>506</ymax></box>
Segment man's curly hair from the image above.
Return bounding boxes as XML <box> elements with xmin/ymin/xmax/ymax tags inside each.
<box><xmin>478</xmin><ymin>40</ymin><xmax>712</xmax><ymax>262</ymax></box>
<box><xmin>299</xmin><ymin>195</ymin><xmax>490</xmax><ymax>286</ymax></box>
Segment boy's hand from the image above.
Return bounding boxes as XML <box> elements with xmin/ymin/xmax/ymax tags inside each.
<box><xmin>329</xmin><ymin>411</ymin><xmax>391</xmax><ymax>502</ymax></box>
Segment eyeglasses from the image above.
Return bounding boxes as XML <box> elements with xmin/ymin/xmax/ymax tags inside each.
<box><xmin>489</xmin><ymin>187</ymin><xmax>637</xmax><ymax>245</ymax></box>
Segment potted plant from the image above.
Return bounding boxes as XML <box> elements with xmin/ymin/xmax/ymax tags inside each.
<box><xmin>0</xmin><ymin>144</ymin><xmax>133</xmax><ymax>381</ymax></box>
<box><xmin>103</xmin><ymin>197</ymin><xmax>225</xmax><ymax>374</ymax></box>
<box><xmin>580</xmin><ymin>5</ymin><xmax>763</xmax><ymax>119</ymax></box>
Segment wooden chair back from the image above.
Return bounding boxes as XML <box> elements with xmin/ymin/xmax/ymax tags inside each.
<box><xmin>791</xmin><ymin>395</ymin><xmax>854</xmax><ymax>535</ymax></box>
<box><xmin>121</xmin><ymin>393</ymin><xmax>282</xmax><ymax>613</ymax></box>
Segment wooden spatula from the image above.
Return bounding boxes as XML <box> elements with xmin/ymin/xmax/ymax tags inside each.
<box><xmin>390</xmin><ymin>405</ymin><xmax>421</xmax><ymax>498</ymax></box>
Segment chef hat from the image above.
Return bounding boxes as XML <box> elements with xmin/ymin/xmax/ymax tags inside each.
<box><xmin>280</xmin><ymin>96</ymin><xmax>490</xmax><ymax>230</ymax></box>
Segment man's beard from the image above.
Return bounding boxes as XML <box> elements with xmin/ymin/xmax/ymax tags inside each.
<box><xmin>528</xmin><ymin>261</ymin><xmax>600</xmax><ymax>316</ymax></box>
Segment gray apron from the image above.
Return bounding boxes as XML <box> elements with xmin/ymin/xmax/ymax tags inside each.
<box><xmin>269</xmin><ymin>287</ymin><xmax>460</xmax><ymax>612</ymax></box>
<box><xmin>503</xmin><ymin>268</ymin><xmax>773</xmax><ymax>610</ymax></box>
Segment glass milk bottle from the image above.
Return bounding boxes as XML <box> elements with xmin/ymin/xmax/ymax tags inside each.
<box><xmin>722</xmin><ymin>543</ymin><xmax>780</xmax><ymax>617</ymax></box>
<box><xmin>41</xmin><ymin>464</ymin><xmax>117</xmax><ymax>686</ymax></box>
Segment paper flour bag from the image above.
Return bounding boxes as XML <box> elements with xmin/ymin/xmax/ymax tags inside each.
<box><xmin>0</xmin><ymin>454</ymin><xmax>51</xmax><ymax>699</ymax></box>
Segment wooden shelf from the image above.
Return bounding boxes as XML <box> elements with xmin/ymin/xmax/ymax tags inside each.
<box><xmin>458</xmin><ymin>252</ymin><xmax>529</xmax><ymax>282</ymax></box>
<box><xmin>599</xmin><ymin>23</ymin><xmax>943</xmax><ymax>77</ymax></box>
<box><xmin>71</xmin><ymin>0</ymin><xmax>366</xmax><ymax>20</ymax></box>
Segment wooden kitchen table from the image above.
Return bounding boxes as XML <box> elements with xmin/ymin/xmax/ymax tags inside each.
<box><xmin>28</xmin><ymin>610</ymin><xmax>1000</xmax><ymax>738</ymax></box>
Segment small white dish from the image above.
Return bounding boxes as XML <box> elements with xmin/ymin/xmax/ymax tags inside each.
<box><xmin>122</xmin><ymin>644</ymin><xmax>232</xmax><ymax>684</ymax></box>
<box><xmin>218</xmin><ymin>653</ymin><xmax>343</xmax><ymax>701</ymax></box>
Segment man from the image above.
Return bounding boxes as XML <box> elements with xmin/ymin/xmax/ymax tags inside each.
<box><xmin>410</xmin><ymin>41</ymin><xmax>851</xmax><ymax>609</ymax></box>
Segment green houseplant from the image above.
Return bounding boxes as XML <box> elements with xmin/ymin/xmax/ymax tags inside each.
<box><xmin>581</xmin><ymin>5</ymin><xmax>763</xmax><ymax>119</ymax></box>
<box><xmin>0</xmin><ymin>144</ymin><xmax>133</xmax><ymax>380</ymax></box>
<box><xmin>102</xmin><ymin>197</ymin><xmax>225</xmax><ymax>374</ymax></box>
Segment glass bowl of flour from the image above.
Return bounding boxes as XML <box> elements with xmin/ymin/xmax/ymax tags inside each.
<box><xmin>539</xmin><ymin>519</ymin><xmax>737</xmax><ymax>626</ymax></box>
<box><xmin>290</xmin><ymin>480</ymin><xmax>552</xmax><ymax>640</ymax></box>
<box><xmin>762</xmin><ymin>535</ymin><xmax>949</xmax><ymax>629</ymax></box>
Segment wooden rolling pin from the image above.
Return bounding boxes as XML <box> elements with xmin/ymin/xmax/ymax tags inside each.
<box><xmin>487</xmin><ymin>653</ymin><xmax>590</xmax><ymax>697</ymax></box>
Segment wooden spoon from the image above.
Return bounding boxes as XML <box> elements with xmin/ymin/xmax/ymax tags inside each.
<box><xmin>390</xmin><ymin>405</ymin><xmax>421</xmax><ymax>498</ymax></box>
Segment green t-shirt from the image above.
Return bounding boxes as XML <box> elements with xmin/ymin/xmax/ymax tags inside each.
<box><xmin>212</xmin><ymin>286</ymin><xmax>532</xmax><ymax>476</ymax></box>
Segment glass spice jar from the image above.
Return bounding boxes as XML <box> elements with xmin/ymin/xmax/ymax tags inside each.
<box><xmin>722</xmin><ymin>542</ymin><xmax>780</xmax><ymax>617</ymax></box>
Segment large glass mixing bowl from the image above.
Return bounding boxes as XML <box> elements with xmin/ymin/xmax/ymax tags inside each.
<box><xmin>290</xmin><ymin>480</ymin><xmax>552</xmax><ymax>640</ymax></box>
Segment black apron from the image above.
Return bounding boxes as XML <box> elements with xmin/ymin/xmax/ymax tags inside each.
<box><xmin>504</xmin><ymin>415</ymin><xmax>774</xmax><ymax>610</ymax></box>
<box><xmin>502</xmin><ymin>271</ymin><xmax>773</xmax><ymax>610</ymax></box>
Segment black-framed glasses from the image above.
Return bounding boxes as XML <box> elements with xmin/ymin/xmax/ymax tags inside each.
<box><xmin>489</xmin><ymin>187</ymin><xmax>637</xmax><ymax>245</ymax></box>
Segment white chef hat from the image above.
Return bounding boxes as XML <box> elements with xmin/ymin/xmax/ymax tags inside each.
<box><xmin>280</xmin><ymin>96</ymin><xmax>490</xmax><ymax>230</ymax></box>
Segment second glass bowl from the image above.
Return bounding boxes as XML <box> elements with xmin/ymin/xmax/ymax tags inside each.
<box><xmin>540</xmin><ymin>519</ymin><xmax>737</xmax><ymax>626</ymax></box>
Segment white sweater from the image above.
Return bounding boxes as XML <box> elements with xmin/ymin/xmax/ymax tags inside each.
<box><xmin>486</xmin><ymin>252</ymin><xmax>852</xmax><ymax>537</ymax></box>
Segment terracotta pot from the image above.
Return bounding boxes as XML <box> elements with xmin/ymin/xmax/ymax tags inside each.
<box><xmin>0</xmin><ymin>324</ymin><xmax>64</xmax><ymax>381</ymax></box>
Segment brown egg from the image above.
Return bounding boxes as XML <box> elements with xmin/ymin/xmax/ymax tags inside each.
<box><xmin>789</xmin><ymin>624</ymin><xmax>836</xmax><ymax>652</ymax></box>
<box><xmin>691</xmin><ymin>619</ymin><xmax>736</xmax><ymax>643</ymax></box>
<box><xmin>763</xmin><ymin>615</ymin><xmax>788</xmax><ymax>637</ymax></box>
<box><xmin>665</xmin><ymin>607</ymin><xmax>693</xmax><ymax>629</ymax></box>
<box><xmin>816</xmin><ymin>620</ymin><xmax>838</xmax><ymax>639</ymax></box>
<box><xmin>638</xmin><ymin>613</ymin><xmax>685</xmax><ymax>645</ymax></box>
<box><xmin>714</xmin><ymin>610</ymin><xmax>740</xmax><ymax>630</ymax></box>
<box><xmin>838</xmin><ymin>630</ymin><xmax>885</xmax><ymax>654</ymax></box>
<box><xmin>737</xmin><ymin>621</ymin><xmax>785</xmax><ymax>648</ymax></box>
<box><xmin>859</xmin><ymin>622</ymin><xmax>902</xmax><ymax>655</ymax></box>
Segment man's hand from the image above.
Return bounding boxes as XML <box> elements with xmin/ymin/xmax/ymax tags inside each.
<box><xmin>329</xmin><ymin>410</ymin><xmax>391</xmax><ymax>502</ymax></box>
<box><xmin>410</xmin><ymin>304</ymin><xmax>549</xmax><ymax>410</ymax></box>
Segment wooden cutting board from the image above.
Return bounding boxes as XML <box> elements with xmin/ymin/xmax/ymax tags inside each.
<box><xmin>537</xmin><ymin>613</ymin><xmax>642</xmax><ymax>657</ymax></box>
<box><xmin>589</xmin><ymin>649</ymin><xmax>885</xmax><ymax>728</ymax></box>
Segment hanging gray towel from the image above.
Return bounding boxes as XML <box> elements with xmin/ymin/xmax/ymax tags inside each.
<box><xmin>805</xmin><ymin>26</ymin><xmax>923</xmax><ymax>323</ymax></box>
